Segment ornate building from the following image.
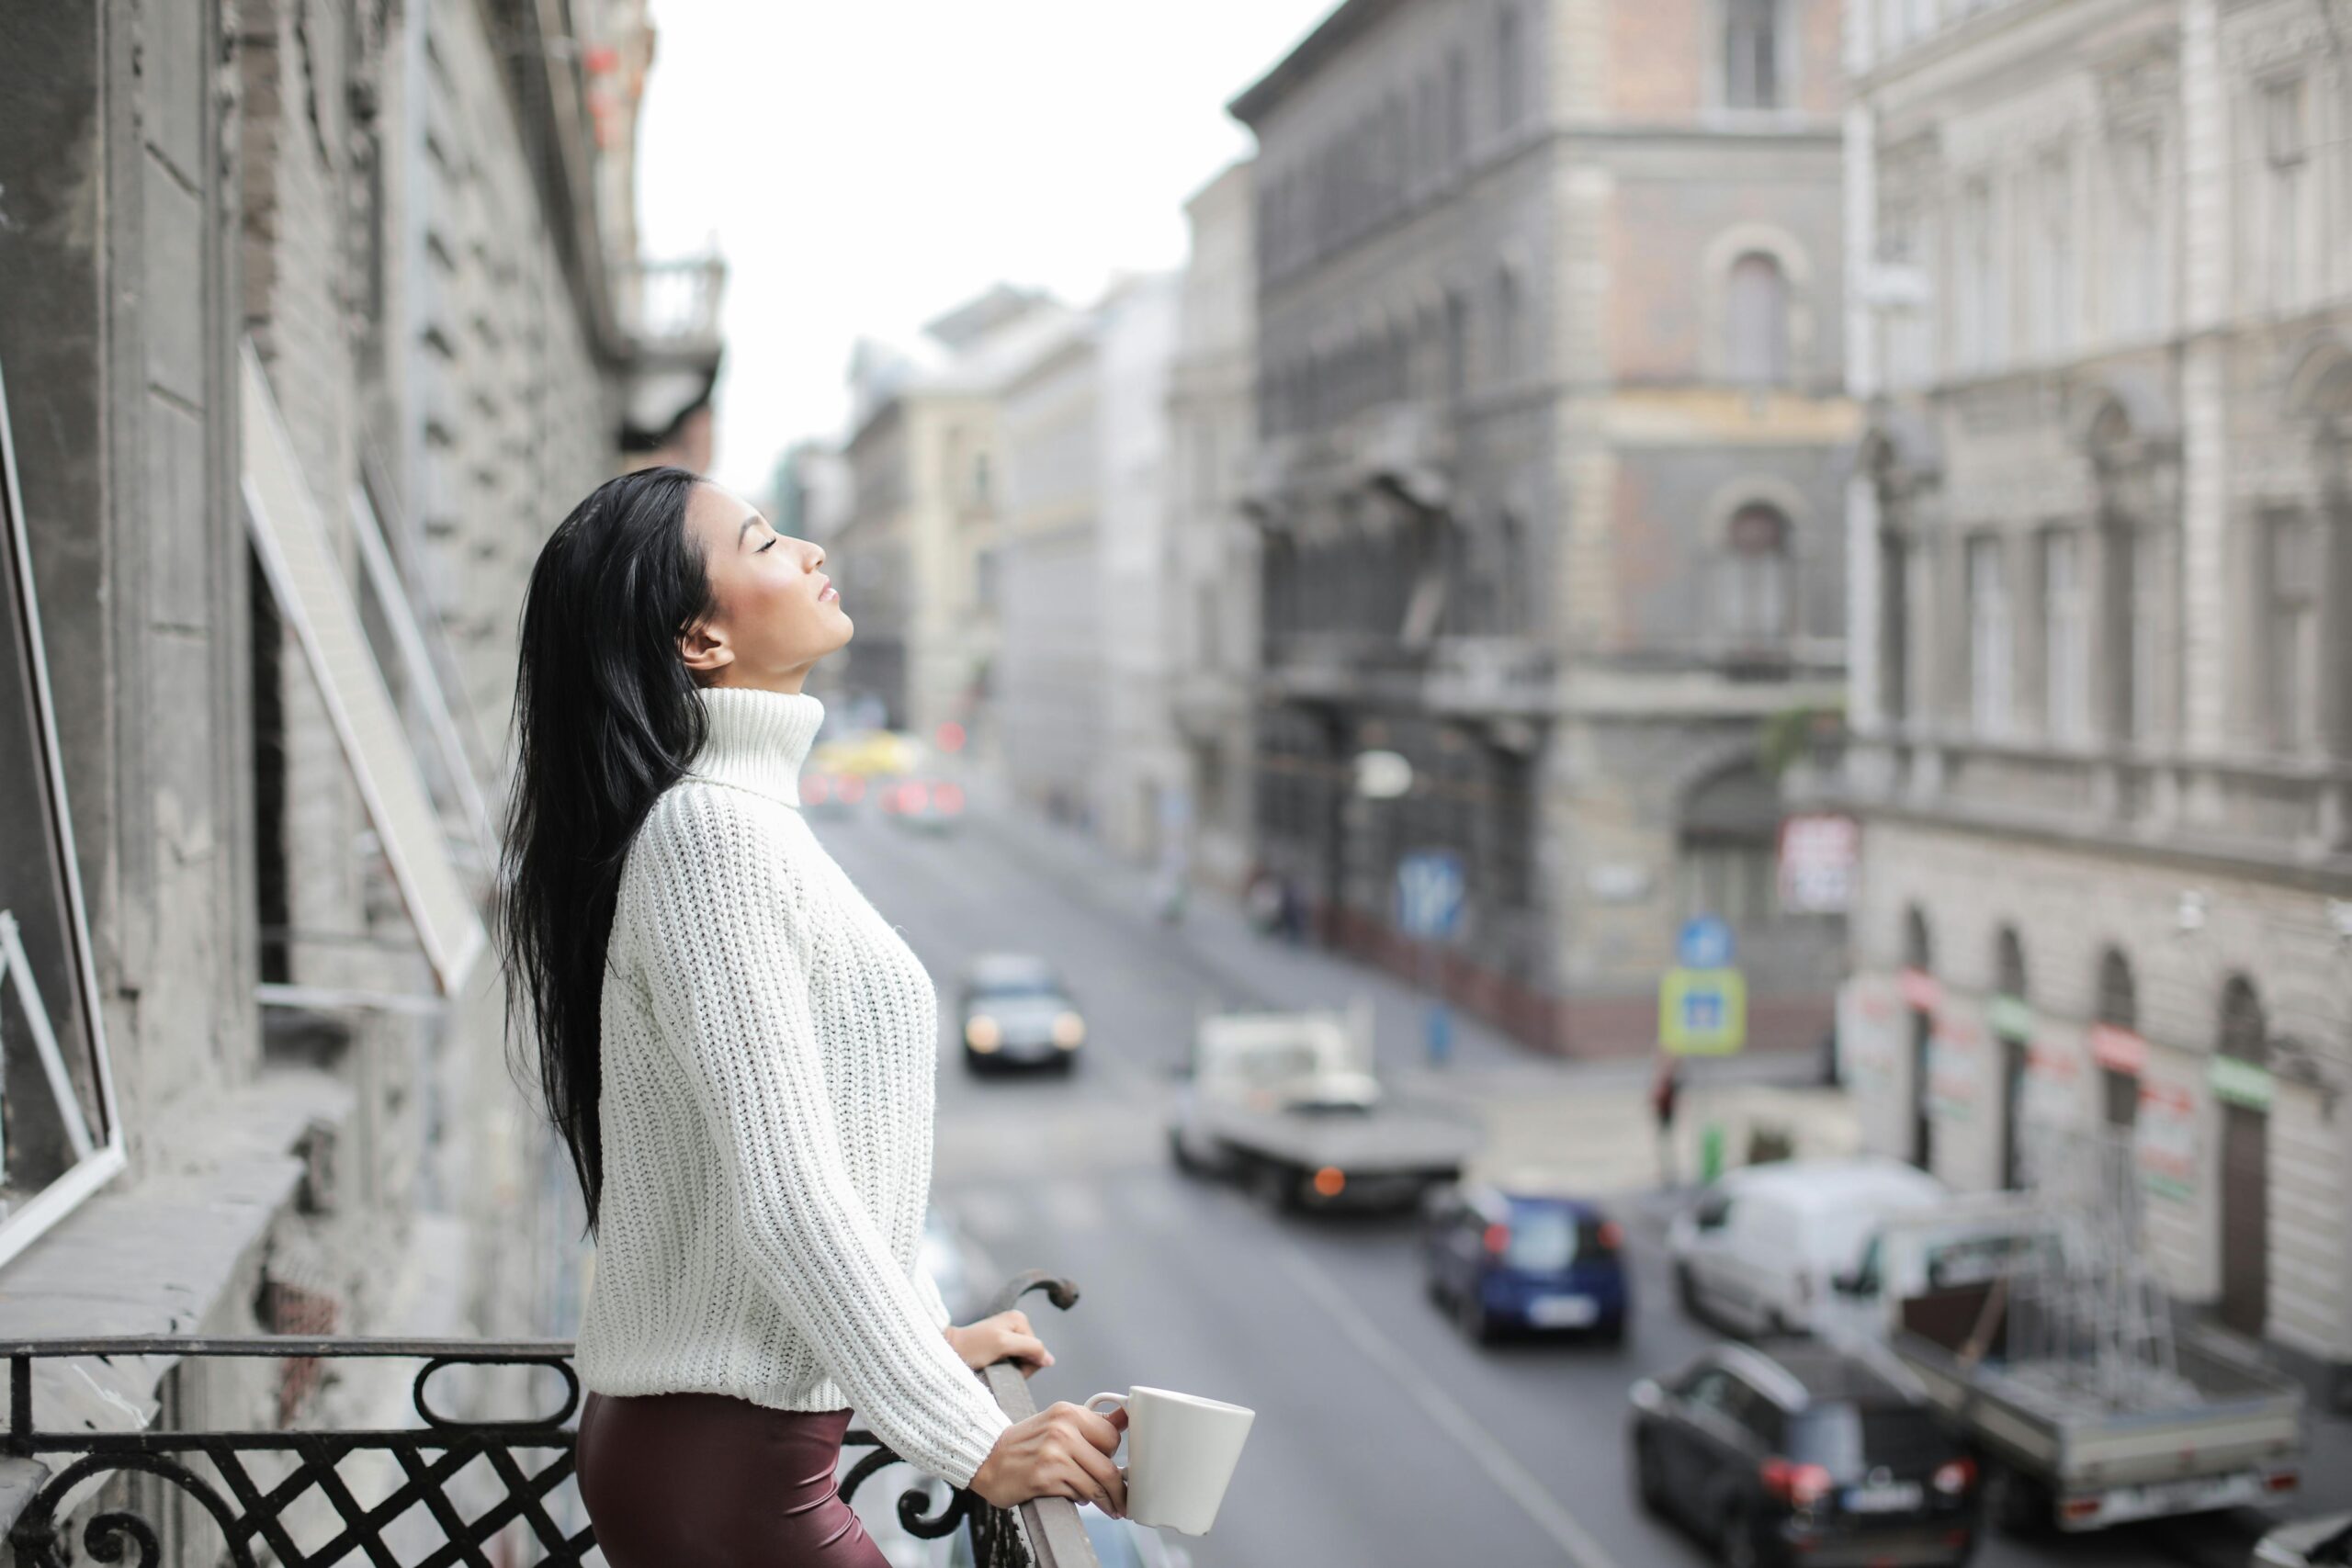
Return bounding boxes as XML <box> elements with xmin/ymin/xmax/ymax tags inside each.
<box><xmin>1230</xmin><ymin>0</ymin><xmax>1856</xmax><ymax>1052</ymax></box>
<box><xmin>1840</xmin><ymin>0</ymin><xmax>2352</xmax><ymax>1387</ymax></box>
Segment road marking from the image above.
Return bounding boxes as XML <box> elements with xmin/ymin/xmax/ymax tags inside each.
<box><xmin>1268</xmin><ymin>1244</ymin><xmax>1625</xmax><ymax>1568</ymax></box>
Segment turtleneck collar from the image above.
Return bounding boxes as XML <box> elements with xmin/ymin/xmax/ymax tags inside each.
<box><xmin>686</xmin><ymin>685</ymin><xmax>825</xmax><ymax>807</ymax></box>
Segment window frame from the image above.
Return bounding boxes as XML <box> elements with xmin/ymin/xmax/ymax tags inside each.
<box><xmin>0</xmin><ymin>350</ymin><xmax>129</xmax><ymax>1268</ymax></box>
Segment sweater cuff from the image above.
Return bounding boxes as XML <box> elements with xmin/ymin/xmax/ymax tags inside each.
<box><xmin>935</xmin><ymin>1384</ymin><xmax>1016</xmax><ymax>1491</ymax></box>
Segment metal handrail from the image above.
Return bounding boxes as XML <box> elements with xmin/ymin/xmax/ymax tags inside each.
<box><xmin>0</xmin><ymin>1273</ymin><xmax>1097</xmax><ymax>1568</ymax></box>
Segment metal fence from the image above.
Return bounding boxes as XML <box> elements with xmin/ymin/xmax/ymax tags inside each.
<box><xmin>0</xmin><ymin>1272</ymin><xmax>1097</xmax><ymax>1568</ymax></box>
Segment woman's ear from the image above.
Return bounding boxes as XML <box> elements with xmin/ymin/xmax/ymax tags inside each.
<box><xmin>678</xmin><ymin>617</ymin><xmax>733</xmax><ymax>677</ymax></box>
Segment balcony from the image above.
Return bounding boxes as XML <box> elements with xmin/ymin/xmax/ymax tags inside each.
<box><xmin>1850</xmin><ymin>729</ymin><xmax>2352</xmax><ymax>878</ymax></box>
<box><xmin>615</xmin><ymin>255</ymin><xmax>727</xmax><ymax>457</ymax></box>
<box><xmin>0</xmin><ymin>1273</ymin><xmax>1102</xmax><ymax>1568</ymax></box>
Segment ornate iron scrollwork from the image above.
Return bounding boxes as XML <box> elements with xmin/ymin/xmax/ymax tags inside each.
<box><xmin>0</xmin><ymin>1270</ymin><xmax>1095</xmax><ymax>1568</ymax></box>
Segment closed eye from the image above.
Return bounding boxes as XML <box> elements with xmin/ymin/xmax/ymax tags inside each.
<box><xmin>757</xmin><ymin>537</ymin><xmax>777</xmax><ymax>553</ymax></box>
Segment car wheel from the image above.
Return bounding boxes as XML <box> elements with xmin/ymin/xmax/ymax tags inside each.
<box><xmin>1455</xmin><ymin>1286</ymin><xmax>1495</xmax><ymax>1345</ymax></box>
<box><xmin>1718</xmin><ymin>1505</ymin><xmax>1762</xmax><ymax>1568</ymax></box>
<box><xmin>1594</xmin><ymin>1314</ymin><xmax>1627</xmax><ymax>1348</ymax></box>
<box><xmin>1168</xmin><ymin>1126</ymin><xmax>1202</xmax><ymax>1177</ymax></box>
<box><xmin>1983</xmin><ymin>1459</ymin><xmax>2050</xmax><ymax>1538</ymax></box>
<box><xmin>1632</xmin><ymin>1434</ymin><xmax>1668</xmax><ymax>1517</ymax></box>
<box><xmin>1250</xmin><ymin>1160</ymin><xmax>1295</xmax><ymax>1211</ymax></box>
<box><xmin>1675</xmin><ymin>1262</ymin><xmax>1702</xmax><ymax>1319</ymax></box>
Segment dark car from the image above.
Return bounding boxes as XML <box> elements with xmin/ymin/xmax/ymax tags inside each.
<box><xmin>1420</xmin><ymin>1183</ymin><xmax>1629</xmax><ymax>1344</ymax></box>
<box><xmin>1629</xmin><ymin>1341</ymin><xmax>1979</xmax><ymax>1568</ymax></box>
<box><xmin>956</xmin><ymin>953</ymin><xmax>1084</xmax><ymax>1074</ymax></box>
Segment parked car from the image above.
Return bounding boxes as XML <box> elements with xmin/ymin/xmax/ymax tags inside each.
<box><xmin>1629</xmin><ymin>1340</ymin><xmax>1981</xmax><ymax>1568</ymax></box>
<box><xmin>799</xmin><ymin>770</ymin><xmax>866</xmax><ymax>818</ymax></box>
<box><xmin>957</xmin><ymin>953</ymin><xmax>1085</xmax><ymax>1074</ymax></box>
<box><xmin>883</xmin><ymin>776</ymin><xmax>964</xmax><ymax>832</ymax></box>
<box><xmin>1668</xmin><ymin>1157</ymin><xmax>1946</xmax><ymax>1337</ymax></box>
<box><xmin>2258</xmin><ymin>1514</ymin><xmax>2352</xmax><ymax>1566</ymax></box>
<box><xmin>1419</xmin><ymin>1182</ymin><xmax>1628</xmax><ymax>1345</ymax></box>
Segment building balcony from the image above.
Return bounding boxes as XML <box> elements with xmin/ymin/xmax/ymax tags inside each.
<box><xmin>615</xmin><ymin>254</ymin><xmax>728</xmax><ymax>457</ymax></box>
<box><xmin>1261</xmin><ymin>631</ymin><xmax>1553</xmax><ymax>715</ymax></box>
<box><xmin>1848</xmin><ymin>728</ymin><xmax>2352</xmax><ymax>879</ymax></box>
<box><xmin>0</xmin><ymin>1273</ymin><xmax>1107</xmax><ymax>1568</ymax></box>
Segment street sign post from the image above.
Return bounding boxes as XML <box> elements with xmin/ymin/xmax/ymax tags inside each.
<box><xmin>1677</xmin><ymin>915</ymin><xmax>1736</xmax><ymax>970</ymax></box>
<box><xmin>1660</xmin><ymin>965</ymin><xmax>1747</xmax><ymax>1055</ymax></box>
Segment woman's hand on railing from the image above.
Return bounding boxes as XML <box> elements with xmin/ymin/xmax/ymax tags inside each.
<box><xmin>967</xmin><ymin>1401</ymin><xmax>1128</xmax><ymax>1519</ymax></box>
<box><xmin>944</xmin><ymin>1310</ymin><xmax>1053</xmax><ymax>1377</ymax></box>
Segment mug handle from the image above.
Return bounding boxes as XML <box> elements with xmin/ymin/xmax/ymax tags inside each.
<box><xmin>1084</xmin><ymin>1392</ymin><xmax>1131</xmax><ymax>1482</ymax></box>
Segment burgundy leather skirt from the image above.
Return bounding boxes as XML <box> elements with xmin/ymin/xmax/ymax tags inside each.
<box><xmin>576</xmin><ymin>1391</ymin><xmax>888</xmax><ymax>1567</ymax></box>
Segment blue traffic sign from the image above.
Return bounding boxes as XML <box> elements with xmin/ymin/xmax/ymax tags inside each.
<box><xmin>1396</xmin><ymin>850</ymin><xmax>1465</xmax><ymax>940</ymax></box>
<box><xmin>1678</xmin><ymin>915</ymin><xmax>1736</xmax><ymax>970</ymax></box>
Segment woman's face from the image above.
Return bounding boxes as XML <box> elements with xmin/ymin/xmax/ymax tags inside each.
<box><xmin>676</xmin><ymin>481</ymin><xmax>852</xmax><ymax>691</ymax></box>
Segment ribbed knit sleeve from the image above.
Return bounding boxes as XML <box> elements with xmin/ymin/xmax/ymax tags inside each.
<box><xmin>914</xmin><ymin>1250</ymin><xmax>956</xmax><ymax>1331</ymax></box>
<box><xmin>633</xmin><ymin>788</ymin><xmax>1012</xmax><ymax>1487</ymax></box>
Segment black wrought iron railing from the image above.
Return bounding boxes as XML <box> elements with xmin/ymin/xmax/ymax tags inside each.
<box><xmin>0</xmin><ymin>1271</ymin><xmax>1097</xmax><ymax>1568</ymax></box>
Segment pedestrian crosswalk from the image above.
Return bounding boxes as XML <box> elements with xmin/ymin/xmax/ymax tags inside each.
<box><xmin>936</xmin><ymin>1167</ymin><xmax>1204</xmax><ymax>1245</ymax></box>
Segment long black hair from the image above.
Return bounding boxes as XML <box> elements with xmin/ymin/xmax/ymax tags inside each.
<box><xmin>498</xmin><ymin>465</ymin><xmax>712</xmax><ymax>1230</ymax></box>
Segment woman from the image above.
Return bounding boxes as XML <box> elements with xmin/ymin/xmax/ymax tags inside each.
<box><xmin>499</xmin><ymin>468</ymin><xmax>1126</xmax><ymax>1566</ymax></box>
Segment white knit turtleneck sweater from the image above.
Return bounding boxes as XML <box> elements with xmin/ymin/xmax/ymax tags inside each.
<box><xmin>575</xmin><ymin>684</ymin><xmax>1012</xmax><ymax>1487</ymax></box>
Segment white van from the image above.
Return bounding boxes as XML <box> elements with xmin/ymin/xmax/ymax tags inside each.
<box><xmin>1665</xmin><ymin>1157</ymin><xmax>1947</xmax><ymax>1337</ymax></box>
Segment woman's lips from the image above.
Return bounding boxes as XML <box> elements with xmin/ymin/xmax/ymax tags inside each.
<box><xmin>817</xmin><ymin>576</ymin><xmax>838</xmax><ymax>604</ymax></box>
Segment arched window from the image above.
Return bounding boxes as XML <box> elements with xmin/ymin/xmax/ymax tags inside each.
<box><xmin>1725</xmin><ymin>252</ymin><xmax>1791</xmax><ymax>384</ymax></box>
<box><xmin>1995</xmin><ymin>927</ymin><xmax>2028</xmax><ymax>1002</ymax></box>
<box><xmin>2094</xmin><ymin>947</ymin><xmax>2141</xmax><ymax>1132</ymax></box>
<box><xmin>2095</xmin><ymin>948</ymin><xmax>2137</xmax><ymax>1029</ymax></box>
<box><xmin>1903</xmin><ymin>906</ymin><xmax>1932</xmax><ymax>973</ymax></box>
<box><xmin>1722</xmin><ymin>503</ymin><xmax>1791</xmax><ymax>647</ymax></box>
<box><xmin>2219</xmin><ymin>975</ymin><xmax>2267</xmax><ymax>1066</ymax></box>
<box><xmin>1994</xmin><ymin>925</ymin><xmax>2030</xmax><ymax>1190</ymax></box>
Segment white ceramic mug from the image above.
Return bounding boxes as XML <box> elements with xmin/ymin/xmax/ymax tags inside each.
<box><xmin>1083</xmin><ymin>1385</ymin><xmax>1255</xmax><ymax>1536</ymax></box>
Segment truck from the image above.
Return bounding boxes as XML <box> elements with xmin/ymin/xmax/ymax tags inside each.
<box><xmin>1166</xmin><ymin>1005</ymin><xmax>1480</xmax><ymax>1213</ymax></box>
<box><xmin>1822</xmin><ymin>1195</ymin><xmax>2306</xmax><ymax>1534</ymax></box>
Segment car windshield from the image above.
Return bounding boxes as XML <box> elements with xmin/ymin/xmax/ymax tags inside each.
<box><xmin>1502</xmin><ymin>1207</ymin><xmax>1578</xmax><ymax>1271</ymax></box>
<box><xmin>975</xmin><ymin>978</ymin><xmax>1061</xmax><ymax>1000</ymax></box>
<box><xmin>1788</xmin><ymin>1404</ymin><xmax>1953</xmax><ymax>1478</ymax></box>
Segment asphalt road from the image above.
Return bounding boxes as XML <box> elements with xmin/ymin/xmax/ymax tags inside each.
<box><xmin>817</xmin><ymin>805</ymin><xmax>2260</xmax><ymax>1568</ymax></box>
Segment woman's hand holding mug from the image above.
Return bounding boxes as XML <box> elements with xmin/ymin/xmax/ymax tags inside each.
<box><xmin>967</xmin><ymin>1402</ymin><xmax>1128</xmax><ymax>1518</ymax></box>
<box><xmin>944</xmin><ymin>1309</ymin><xmax>1052</xmax><ymax>1376</ymax></box>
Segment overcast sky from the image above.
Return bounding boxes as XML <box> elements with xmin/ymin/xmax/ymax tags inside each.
<box><xmin>634</xmin><ymin>1</ymin><xmax>1335</xmax><ymax>496</ymax></box>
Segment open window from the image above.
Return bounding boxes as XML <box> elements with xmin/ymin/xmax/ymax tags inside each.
<box><xmin>0</xmin><ymin>352</ymin><xmax>128</xmax><ymax>1265</ymax></box>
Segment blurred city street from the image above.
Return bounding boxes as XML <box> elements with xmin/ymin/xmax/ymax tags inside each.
<box><xmin>6</xmin><ymin>0</ymin><xmax>2352</xmax><ymax>1562</ymax></box>
<box><xmin>822</xmin><ymin>796</ymin><xmax>2337</xmax><ymax>1568</ymax></box>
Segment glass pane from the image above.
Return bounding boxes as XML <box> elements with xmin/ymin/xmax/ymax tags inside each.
<box><xmin>1</xmin><ymin>359</ymin><xmax>115</xmax><ymax>1217</ymax></box>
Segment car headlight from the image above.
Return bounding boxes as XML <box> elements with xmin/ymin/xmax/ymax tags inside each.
<box><xmin>965</xmin><ymin>1016</ymin><xmax>1001</xmax><ymax>1051</ymax></box>
<box><xmin>1052</xmin><ymin>1011</ymin><xmax>1086</xmax><ymax>1047</ymax></box>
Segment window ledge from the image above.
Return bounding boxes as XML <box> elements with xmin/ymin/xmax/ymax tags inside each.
<box><xmin>0</xmin><ymin>1067</ymin><xmax>353</xmax><ymax>1535</ymax></box>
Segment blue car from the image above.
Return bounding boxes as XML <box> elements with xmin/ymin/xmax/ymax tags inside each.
<box><xmin>1421</xmin><ymin>1183</ymin><xmax>1630</xmax><ymax>1345</ymax></box>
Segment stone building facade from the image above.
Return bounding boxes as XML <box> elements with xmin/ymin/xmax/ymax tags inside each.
<box><xmin>1230</xmin><ymin>0</ymin><xmax>1856</xmax><ymax>1055</ymax></box>
<box><xmin>0</xmin><ymin>0</ymin><xmax>714</xmax><ymax>1552</ymax></box>
<box><xmin>1166</xmin><ymin>163</ymin><xmax>1264</xmax><ymax>892</ymax></box>
<box><xmin>1839</xmin><ymin>0</ymin><xmax>2352</xmax><ymax>1389</ymax></box>
<box><xmin>832</xmin><ymin>288</ymin><xmax>1070</xmax><ymax>758</ymax></box>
